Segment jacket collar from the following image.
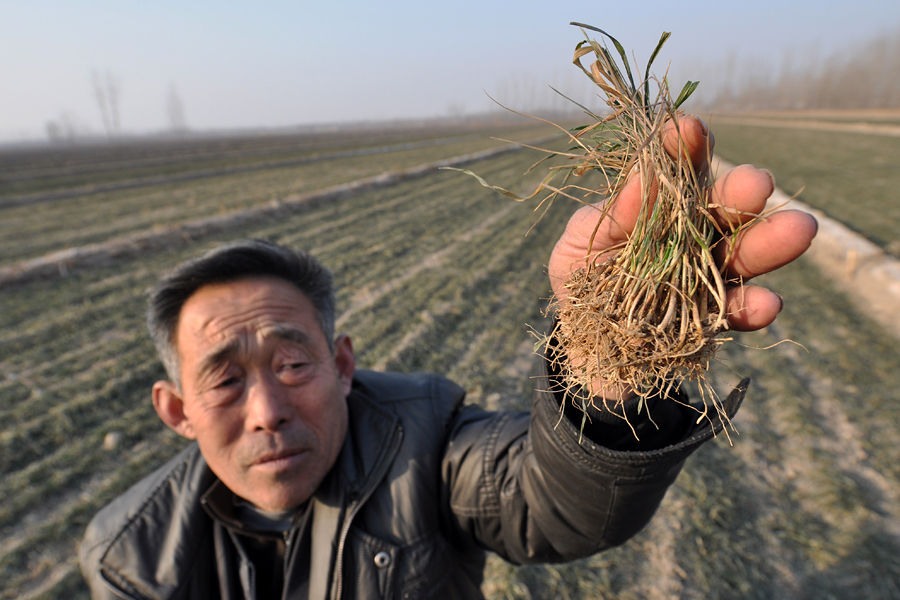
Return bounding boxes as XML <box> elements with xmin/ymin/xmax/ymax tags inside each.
<box><xmin>338</xmin><ymin>374</ymin><xmax>404</xmax><ymax>497</ymax></box>
<box><xmin>97</xmin><ymin>445</ymin><xmax>217</xmax><ymax>600</ymax></box>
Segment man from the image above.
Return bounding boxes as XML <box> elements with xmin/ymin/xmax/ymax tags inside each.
<box><xmin>79</xmin><ymin>116</ymin><xmax>817</xmax><ymax>599</ymax></box>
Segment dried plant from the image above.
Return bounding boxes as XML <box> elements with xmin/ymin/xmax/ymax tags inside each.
<box><xmin>449</xmin><ymin>24</ymin><xmax>753</xmax><ymax>435</ymax></box>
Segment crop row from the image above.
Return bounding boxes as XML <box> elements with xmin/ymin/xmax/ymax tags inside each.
<box><xmin>0</xmin><ymin>122</ymin><xmax>550</xmax><ymax>266</ymax></box>
<box><xmin>0</xmin><ymin>147</ymin><xmax>570</xmax><ymax>598</ymax></box>
<box><xmin>2</xmin><ymin>121</ymin><xmax>898</xmax><ymax>598</ymax></box>
<box><xmin>0</xmin><ymin>121</ymin><xmax>547</xmax><ymax>198</ymax></box>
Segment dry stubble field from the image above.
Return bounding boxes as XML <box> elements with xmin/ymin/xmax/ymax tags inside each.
<box><xmin>1</xmin><ymin>114</ymin><xmax>898</xmax><ymax>599</ymax></box>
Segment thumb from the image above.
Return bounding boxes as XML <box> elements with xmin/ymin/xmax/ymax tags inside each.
<box><xmin>547</xmin><ymin>171</ymin><xmax>647</xmax><ymax>299</ymax></box>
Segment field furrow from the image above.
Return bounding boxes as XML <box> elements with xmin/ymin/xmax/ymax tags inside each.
<box><xmin>0</xmin><ymin>433</ymin><xmax>184</xmax><ymax>600</ymax></box>
<box><xmin>0</xmin><ymin>126</ymin><xmax>546</xmax><ymax>266</ymax></box>
<box><xmin>1</xmin><ymin>119</ymin><xmax>897</xmax><ymax>599</ymax></box>
<box><xmin>0</xmin><ymin>124</ymin><xmax>547</xmax><ymax>199</ymax></box>
<box><xmin>0</xmin><ymin>141</ymin><xmax>567</xmax><ymax>599</ymax></box>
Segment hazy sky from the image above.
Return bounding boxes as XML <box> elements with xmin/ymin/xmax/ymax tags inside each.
<box><xmin>2</xmin><ymin>1</ymin><xmax>897</xmax><ymax>142</ymax></box>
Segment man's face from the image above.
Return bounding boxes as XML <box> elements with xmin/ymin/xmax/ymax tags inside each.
<box><xmin>154</xmin><ymin>276</ymin><xmax>353</xmax><ymax>511</ymax></box>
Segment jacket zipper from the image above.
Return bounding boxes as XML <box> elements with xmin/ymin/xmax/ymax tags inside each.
<box><xmin>331</xmin><ymin>421</ymin><xmax>403</xmax><ymax>599</ymax></box>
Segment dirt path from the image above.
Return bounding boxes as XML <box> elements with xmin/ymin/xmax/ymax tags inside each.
<box><xmin>710</xmin><ymin>114</ymin><xmax>900</xmax><ymax>137</ymax></box>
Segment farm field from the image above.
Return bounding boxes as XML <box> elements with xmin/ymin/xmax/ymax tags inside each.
<box><xmin>0</xmin><ymin>121</ymin><xmax>554</xmax><ymax>267</ymax></box>
<box><xmin>710</xmin><ymin>113</ymin><xmax>900</xmax><ymax>255</ymax></box>
<box><xmin>713</xmin><ymin>108</ymin><xmax>900</xmax><ymax>126</ymax></box>
<box><xmin>0</xmin><ymin>121</ymin><xmax>555</xmax><ymax>199</ymax></box>
<box><xmin>1</xmin><ymin>115</ymin><xmax>898</xmax><ymax>599</ymax></box>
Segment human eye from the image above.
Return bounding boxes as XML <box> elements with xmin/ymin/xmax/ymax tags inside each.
<box><xmin>203</xmin><ymin>374</ymin><xmax>243</xmax><ymax>407</ymax></box>
<box><xmin>276</xmin><ymin>348</ymin><xmax>314</xmax><ymax>384</ymax></box>
<box><xmin>279</xmin><ymin>359</ymin><xmax>309</xmax><ymax>376</ymax></box>
<box><xmin>216</xmin><ymin>375</ymin><xmax>241</xmax><ymax>388</ymax></box>
<box><xmin>205</xmin><ymin>364</ymin><xmax>243</xmax><ymax>395</ymax></box>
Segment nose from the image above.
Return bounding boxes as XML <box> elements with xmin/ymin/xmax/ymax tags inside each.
<box><xmin>245</xmin><ymin>372</ymin><xmax>292</xmax><ymax>432</ymax></box>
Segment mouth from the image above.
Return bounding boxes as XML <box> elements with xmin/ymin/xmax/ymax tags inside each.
<box><xmin>251</xmin><ymin>448</ymin><xmax>307</xmax><ymax>470</ymax></box>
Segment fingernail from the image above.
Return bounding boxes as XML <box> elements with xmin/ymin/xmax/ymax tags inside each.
<box><xmin>775</xmin><ymin>293</ymin><xmax>784</xmax><ymax>313</ymax></box>
<box><xmin>697</xmin><ymin>116</ymin><xmax>709</xmax><ymax>137</ymax></box>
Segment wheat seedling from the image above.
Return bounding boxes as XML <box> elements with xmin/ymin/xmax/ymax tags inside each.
<box><xmin>450</xmin><ymin>24</ymin><xmax>752</xmax><ymax>436</ymax></box>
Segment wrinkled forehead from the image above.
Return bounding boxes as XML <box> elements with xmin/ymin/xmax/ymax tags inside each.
<box><xmin>176</xmin><ymin>277</ymin><xmax>324</xmax><ymax>353</ymax></box>
<box><xmin>195</xmin><ymin>322</ymin><xmax>321</xmax><ymax>377</ymax></box>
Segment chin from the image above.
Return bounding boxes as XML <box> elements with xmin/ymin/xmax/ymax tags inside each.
<box><xmin>249</xmin><ymin>486</ymin><xmax>313</xmax><ymax>512</ymax></box>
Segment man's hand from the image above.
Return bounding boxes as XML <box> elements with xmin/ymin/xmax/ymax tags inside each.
<box><xmin>548</xmin><ymin>115</ymin><xmax>818</xmax><ymax>333</ymax></box>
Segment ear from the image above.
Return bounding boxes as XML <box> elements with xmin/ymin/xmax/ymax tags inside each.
<box><xmin>152</xmin><ymin>380</ymin><xmax>197</xmax><ymax>439</ymax></box>
<box><xmin>333</xmin><ymin>334</ymin><xmax>355</xmax><ymax>396</ymax></box>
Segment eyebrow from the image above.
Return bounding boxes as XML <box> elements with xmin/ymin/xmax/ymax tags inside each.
<box><xmin>267</xmin><ymin>325</ymin><xmax>315</xmax><ymax>349</ymax></box>
<box><xmin>197</xmin><ymin>325</ymin><xmax>316</xmax><ymax>376</ymax></box>
<box><xmin>198</xmin><ymin>340</ymin><xmax>241</xmax><ymax>379</ymax></box>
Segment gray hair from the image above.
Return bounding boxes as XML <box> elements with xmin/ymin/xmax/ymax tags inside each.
<box><xmin>147</xmin><ymin>239</ymin><xmax>336</xmax><ymax>385</ymax></box>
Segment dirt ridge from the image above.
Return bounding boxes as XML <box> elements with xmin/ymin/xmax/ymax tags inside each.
<box><xmin>710</xmin><ymin>115</ymin><xmax>900</xmax><ymax>137</ymax></box>
<box><xmin>0</xmin><ymin>135</ymin><xmax>494</xmax><ymax>210</ymax></box>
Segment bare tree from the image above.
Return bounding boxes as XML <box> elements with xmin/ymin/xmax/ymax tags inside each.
<box><xmin>704</xmin><ymin>27</ymin><xmax>900</xmax><ymax>112</ymax></box>
<box><xmin>92</xmin><ymin>70</ymin><xmax>121</xmax><ymax>137</ymax></box>
<box><xmin>166</xmin><ymin>84</ymin><xmax>188</xmax><ymax>133</ymax></box>
<box><xmin>45</xmin><ymin>120</ymin><xmax>62</xmax><ymax>142</ymax></box>
<box><xmin>45</xmin><ymin>111</ymin><xmax>80</xmax><ymax>143</ymax></box>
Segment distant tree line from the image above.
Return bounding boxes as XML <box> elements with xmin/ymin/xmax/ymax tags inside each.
<box><xmin>699</xmin><ymin>27</ymin><xmax>900</xmax><ymax>112</ymax></box>
<box><xmin>45</xmin><ymin>74</ymin><xmax>188</xmax><ymax>143</ymax></box>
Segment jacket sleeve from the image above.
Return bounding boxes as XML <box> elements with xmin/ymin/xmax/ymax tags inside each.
<box><xmin>440</xmin><ymin>364</ymin><xmax>746</xmax><ymax>565</ymax></box>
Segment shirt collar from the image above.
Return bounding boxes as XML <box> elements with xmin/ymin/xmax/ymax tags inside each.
<box><xmin>201</xmin><ymin>479</ymin><xmax>306</xmax><ymax>535</ymax></box>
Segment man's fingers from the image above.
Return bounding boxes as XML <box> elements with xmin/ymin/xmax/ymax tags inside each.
<box><xmin>711</xmin><ymin>164</ymin><xmax>775</xmax><ymax>229</ymax></box>
<box><xmin>721</xmin><ymin>209</ymin><xmax>818</xmax><ymax>279</ymax></box>
<box><xmin>609</xmin><ymin>114</ymin><xmax>714</xmax><ymax>240</ymax></box>
<box><xmin>661</xmin><ymin>114</ymin><xmax>715</xmax><ymax>172</ymax></box>
<box><xmin>725</xmin><ymin>284</ymin><xmax>783</xmax><ymax>331</ymax></box>
<box><xmin>547</xmin><ymin>172</ymin><xmax>650</xmax><ymax>300</ymax></box>
<box><xmin>605</xmin><ymin>170</ymin><xmax>650</xmax><ymax>242</ymax></box>
<box><xmin>596</xmin><ymin>114</ymin><xmax>716</xmax><ymax>244</ymax></box>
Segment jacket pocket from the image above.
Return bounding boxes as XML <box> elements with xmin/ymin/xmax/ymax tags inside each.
<box><xmin>345</xmin><ymin>528</ymin><xmax>399</xmax><ymax>599</ymax></box>
<box><xmin>394</xmin><ymin>533</ymin><xmax>454</xmax><ymax>600</ymax></box>
<box><xmin>345</xmin><ymin>529</ymin><xmax>456</xmax><ymax>600</ymax></box>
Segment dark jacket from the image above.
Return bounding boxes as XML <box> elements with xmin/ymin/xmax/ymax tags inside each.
<box><xmin>79</xmin><ymin>369</ymin><xmax>745</xmax><ymax>599</ymax></box>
